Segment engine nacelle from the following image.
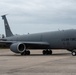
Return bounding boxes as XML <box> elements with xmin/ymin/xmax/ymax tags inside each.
<box><xmin>10</xmin><ymin>43</ymin><xmax>26</xmax><ymax>53</ymax></box>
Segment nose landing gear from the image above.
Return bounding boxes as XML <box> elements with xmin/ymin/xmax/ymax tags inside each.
<box><xmin>72</xmin><ymin>51</ymin><xmax>76</xmax><ymax>56</ymax></box>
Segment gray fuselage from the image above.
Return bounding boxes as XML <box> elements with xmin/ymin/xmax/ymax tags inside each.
<box><xmin>6</xmin><ymin>29</ymin><xmax>76</xmax><ymax>50</ymax></box>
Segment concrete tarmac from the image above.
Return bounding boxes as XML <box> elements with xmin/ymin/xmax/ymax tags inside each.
<box><xmin>0</xmin><ymin>49</ymin><xmax>76</xmax><ymax>75</ymax></box>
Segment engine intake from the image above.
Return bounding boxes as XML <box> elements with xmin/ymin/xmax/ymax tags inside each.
<box><xmin>10</xmin><ymin>43</ymin><xmax>26</xmax><ymax>53</ymax></box>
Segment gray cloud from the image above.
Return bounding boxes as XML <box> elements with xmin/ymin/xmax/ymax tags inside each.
<box><xmin>0</xmin><ymin>0</ymin><xmax>76</xmax><ymax>34</ymax></box>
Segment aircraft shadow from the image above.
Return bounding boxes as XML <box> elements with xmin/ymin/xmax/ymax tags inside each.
<box><xmin>0</xmin><ymin>53</ymin><xmax>71</xmax><ymax>57</ymax></box>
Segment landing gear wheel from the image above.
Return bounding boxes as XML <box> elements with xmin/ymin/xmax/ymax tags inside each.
<box><xmin>43</xmin><ymin>50</ymin><xmax>46</xmax><ymax>55</ymax></box>
<box><xmin>21</xmin><ymin>52</ymin><xmax>25</xmax><ymax>55</ymax></box>
<box><xmin>42</xmin><ymin>49</ymin><xmax>52</xmax><ymax>55</ymax></box>
<box><xmin>21</xmin><ymin>50</ymin><xmax>30</xmax><ymax>55</ymax></box>
<box><xmin>26</xmin><ymin>51</ymin><xmax>30</xmax><ymax>55</ymax></box>
<box><xmin>49</xmin><ymin>50</ymin><xmax>52</xmax><ymax>55</ymax></box>
<box><xmin>72</xmin><ymin>51</ymin><xmax>76</xmax><ymax>56</ymax></box>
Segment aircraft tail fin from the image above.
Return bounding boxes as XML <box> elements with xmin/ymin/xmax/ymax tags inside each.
<box><xmin>1</xmin><ymin>15</ymin><xmax>13</xmax><ymax>37</ymax></box>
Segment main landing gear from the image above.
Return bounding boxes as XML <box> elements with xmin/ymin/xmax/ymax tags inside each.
<box><xmin>21</xmin><ymin>50</ymin><xmax>30</xmax><ymax>55</ymax></box>
<box><xmin>42</xmin><ymin>49</ymin><xmax>52</xmax><ymax>55</ymax></box>
<box><xmin>21</xmin><ymin>49</ymin><xmax>52</xmax><ymax>55</ymax></box>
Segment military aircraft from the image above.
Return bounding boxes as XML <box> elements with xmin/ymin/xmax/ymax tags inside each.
<box><xmin>0</xmin><ymin>15</ymin><xmax>76</xmax><ymax>56</ymax></box>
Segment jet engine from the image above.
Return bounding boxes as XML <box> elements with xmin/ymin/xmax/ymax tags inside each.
<box><xmin>10</xmin><ymin>43</ymin><xmax>26</xmax><ymax>53</ymax></box>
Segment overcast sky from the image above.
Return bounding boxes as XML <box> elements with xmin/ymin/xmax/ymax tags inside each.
<box><xmin>0</xmin><ymin>0</ymin><xmax>76</xmax><ymax>35</ymax></box>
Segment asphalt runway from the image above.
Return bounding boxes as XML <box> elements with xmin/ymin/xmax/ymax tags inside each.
<box><xmin>0</xmin><ymin>49</ymin><xmax>76</xmax><ymax>75</ymax></box>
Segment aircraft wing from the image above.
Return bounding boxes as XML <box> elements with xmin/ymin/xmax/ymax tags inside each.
<box><xmin>0</xmin><ymin>41</ymin><xmax>50</xmax><ymax>49</ymax></box>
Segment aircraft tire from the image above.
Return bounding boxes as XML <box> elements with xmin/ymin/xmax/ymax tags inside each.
<box><xmin>43</xmin><ymin>50</ymin><xmax>46</xmax><ymax>55</ymax></box>
<box><xmin>43</xmin><ymin>49</ymin><xmax>52</xmax><ymax>55</ymax></box>
<box><xmin>21</xmin><ymin>50</ymin><xmax>30</xmax><ymax>55</ymax></box>
<box><xmin>21</xmin><ymin>52</ymin><xmax>26</xmax><ymax>56</ymax></box>
<box><xmin>26</xmin><ymin>51</ymin><xmax>30</xmax><ymax>55</ymax></box>
<box><xmin>49</xmin><ymin>50</ymin><xmax>52</xmax><ymax>55</ymax></box>
<box><xmin>72</xmin><ymin>51</ymin><xmax>76</xmax><ymax>56</ymax></box>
